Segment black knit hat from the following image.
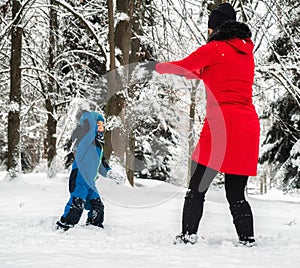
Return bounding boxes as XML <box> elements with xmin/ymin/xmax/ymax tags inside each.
<box><xmin>208</xmin><ymin>3</ymin><xmax>236</xmax><ymax>30</ymax></box>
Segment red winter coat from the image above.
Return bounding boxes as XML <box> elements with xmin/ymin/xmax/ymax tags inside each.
<box><xmin>155</xmin><ymin>30</ymin><xmax>260</xmax><ymax>176</ymax></box>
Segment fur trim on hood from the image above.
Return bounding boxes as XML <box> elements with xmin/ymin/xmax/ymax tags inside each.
<box><xmin>208</xmin><ymin>21</ymin><xmax>252</xmax><ymax>43</ymax></box>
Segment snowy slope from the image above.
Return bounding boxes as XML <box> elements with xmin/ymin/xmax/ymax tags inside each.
<box><xmin>1</xmin><ymin>172</ymin><xmax>300</xmax><ymax>268</ymax></box>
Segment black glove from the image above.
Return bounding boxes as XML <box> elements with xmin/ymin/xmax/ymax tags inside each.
<box><xmin>101</xmin><ymin>156</ymin><xmax>110</xmax><ymax>169</ymax></box>
<box><xmin>140</xmin><ymin>60</ymin><xmax>158</xmax><ymax>72</ymax></box>
<box><xmin>64</xmin><ymin>152</ymin><xmax>75</xmax><ymax>169</ymax></box>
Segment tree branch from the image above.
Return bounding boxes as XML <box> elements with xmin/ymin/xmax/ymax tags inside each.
<box><xmin>52</xmin><ymin>0</ymin><xmax>107</xmax><ymax>61</ymax></box>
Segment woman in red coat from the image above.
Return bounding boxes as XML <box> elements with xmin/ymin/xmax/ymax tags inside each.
<box><xmin>143</xmin><ymin>3</ymin><xmax>259</xmax><ymax>246</ymax></box>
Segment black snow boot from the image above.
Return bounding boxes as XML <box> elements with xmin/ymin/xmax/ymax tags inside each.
<box><xmin>173</xmin><ymin>233</ymin><xmax>198</xmax><ymax>245</ymax></box>
<box><xmin>229</xmin><ymin>199</ymin><xmax>256</xmax><ymax>246</ymax></box>
<box><xmin>86</xmin><ymin>198</ymin><xmax>104</xmax><ymax>228</ymax></box>
<box><xmin>56</xmin><ymin>197</ymin><xmax>85</xmax><ymax>231</ymax></box>
<box><xmin>174</xmin><ymin>190</ymin><xmax>205</xmax><ymax>244</ymax></box>
<box><xmin>56</xmin><ymin>220</ymin><xmax>74</xmax><ymax>231</ymax></box>
<box><xmin>182</xmin><ymin>189</ymin><xmax>205</xmax><ymax>235</ymax></box>
<box><xmin>173</xmin><ymin>189</ymin><xmax>205</xmax><ymax>244</ymax></box>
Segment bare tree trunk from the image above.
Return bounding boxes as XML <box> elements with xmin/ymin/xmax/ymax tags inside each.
<box><xmin>115</xmin><ymin>0</ymin><xmax>131</xmax><ymax>66</ymax></box>
<box><xmin>106</xmin><ymin>0</ymin><xmax>150</xmax><ymax>186</ymax></box>
<box><xmin>107</xmin><ymin>0</ymin><xmax>115</xmax><ymax>71</ymax></box>
<box><xmin>124</xmin><ymin>0</ymin><xmax>136</xmax><ymax>187</ymax></box>
<box><xmin>126</xmin><ymin>129</ymin><xmax>135</xmax><ymax>186</ymax></box>
<box><xmin>105</xmin><ymin>0</ymin><xmax>115</xmax><ymax>160</ymax></box>
<box><xmin>124</xmin><ymin>0</ymin><xmax>147</xmax><ymax>186</ymax></box>
<box><xmin>106</xmin><ymin>0</ymin><xmax>134</xmax><ymax>184</ymax></box>
<box><xmin>105</xmin><ymin>74</ymin><xmax>124</xmax><ymax>161</ymax></box>
<box><xmin>7</xmin><ymin>0</ymin><xmax>22</xmax><ymax>178</ymax></box>
<box><xmin>187</xmin><ymin>82</ymin><xmax>199</xmax><ymax>186</ymax></box>
<box><xmin>46</xmin><ymin>0</ymin><xmax>58</xmax><ymax>178</ymax></box>
<box><xmin>105</xmin><ymin>0</ymin><xmax>126</xmax><ymax>163</ymax></box>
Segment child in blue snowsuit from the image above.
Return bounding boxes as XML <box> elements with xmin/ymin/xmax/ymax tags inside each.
<box><xmin>57</xmin><ymin>111</ymin><xmax>111</xmax><ymax>231</ymax></box>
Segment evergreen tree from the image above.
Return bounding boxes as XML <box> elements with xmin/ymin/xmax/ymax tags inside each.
<box><xmin>131</xmin><ymin>79</ymin><xmax>181</xmax><ymax>182</ymax></box>
<box><xmin>259</xmin><ymin>2</ymin><xmax>300</xmax><ymax>191</ymax></box>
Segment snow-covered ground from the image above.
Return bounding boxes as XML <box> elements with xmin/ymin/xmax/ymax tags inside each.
<box><xmin>1</xmin><ymin>172</ymin><xmax>300</xmax><ymax>268</ymax></box>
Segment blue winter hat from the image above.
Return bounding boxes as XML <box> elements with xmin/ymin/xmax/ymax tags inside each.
<box><xmin>91</xmin><ymin>111</ymin><xmax>105</xmax><ymax>122</ymax></box>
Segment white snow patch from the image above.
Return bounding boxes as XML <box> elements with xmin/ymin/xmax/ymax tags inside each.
<box><xmin>0</xmin><ymin>172</ymin><xmax>300</xmax><ymax>267</ymax></box>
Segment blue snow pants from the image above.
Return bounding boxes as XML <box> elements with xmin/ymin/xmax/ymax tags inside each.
<box><xmin>60</xmin><ymin>167</ymin><xmax>104</xmax><ymax>227</ymax></box>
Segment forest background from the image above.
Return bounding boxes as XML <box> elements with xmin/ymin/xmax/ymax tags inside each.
<box><xmin>0</xmin><ymin>0</ymin><xmax>299</xmax><ymax>193</ymax></box>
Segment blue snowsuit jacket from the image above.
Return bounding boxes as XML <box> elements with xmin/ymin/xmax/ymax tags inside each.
<box><xmin>73</xmin><ymin>111</ymin><xmax>110</xmax><ymax>188</ymax></box>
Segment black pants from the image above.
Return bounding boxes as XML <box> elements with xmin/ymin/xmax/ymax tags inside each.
<box><xmin>182</xmin><ymin>161</ymin><xmax>254</xmax><ymax>242</ymax></box>
<box><xmin>189</xmin><ymin>161</ymin><xmax>248</xmax><ymax>201</ymax></box>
